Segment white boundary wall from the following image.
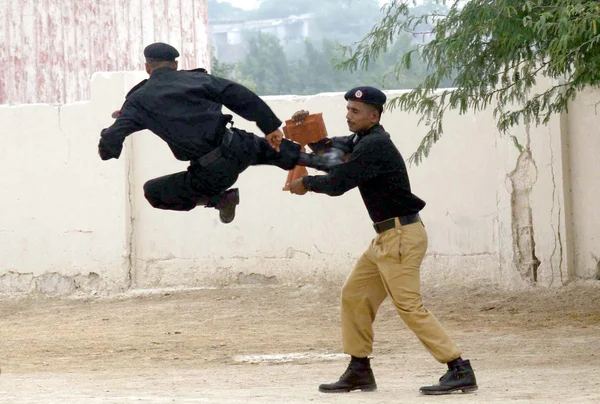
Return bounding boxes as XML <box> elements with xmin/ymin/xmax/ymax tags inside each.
<box><xmin>1</xmin><ymin>72</ymin><xmax>598</xmax><ymax>295</ymax></box>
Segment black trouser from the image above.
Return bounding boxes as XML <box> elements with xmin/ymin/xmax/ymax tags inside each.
<box><xmin>143</xmin><ymin>128</ymin><xmax>300</xmax><ymax>211</ymax></box>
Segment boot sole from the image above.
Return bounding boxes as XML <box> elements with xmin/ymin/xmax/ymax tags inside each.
<box><xmin>319</xmin><ymin>384</ymin><xmax>377</xmax><ymax>393</ymax></box>
<box><xmin>420</xmin><ymin>385</ymin><xmax>478</xmax><ymax>395</ymax></box>
<box><xmin>218</xmin><ymin>189</ymin><xmax>240</xmax><ymax>224</ymax></box>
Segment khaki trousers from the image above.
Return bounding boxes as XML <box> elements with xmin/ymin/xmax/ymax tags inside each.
<box><xmin>341</xmin><ymin>219</ymin><xmax>461</xmax><ymax>363</ymax></box>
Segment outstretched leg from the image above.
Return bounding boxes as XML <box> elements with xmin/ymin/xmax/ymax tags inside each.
<box><xmin>228</xmin><ymin>128</ymin><xmax>343</xmax><ymax>172</ymax></box>
<box><xmin>140</xmin><ymin>128</ymin><xmax>341</xmax><ymax>220</ymax></box>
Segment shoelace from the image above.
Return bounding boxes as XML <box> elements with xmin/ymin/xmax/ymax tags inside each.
<box><xmin>340</xmin><ymin>367</ymin><xmax>354</xmax><ymax>380</ymax></box>
<box><xmin>439</xmin><ymin>368</ymin><xmax>468</xmax><ymax>382</ymax></box>
<box><xmin>439</xmin><ymin>368</ymin><xmax>454</xmax><ymax>382</ymax></box>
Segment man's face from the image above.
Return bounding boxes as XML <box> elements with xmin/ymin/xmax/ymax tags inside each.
<box><xmin>346</xmin><ymin>101</ymin><xmax>379</xmax><ymax>133</ymax></box>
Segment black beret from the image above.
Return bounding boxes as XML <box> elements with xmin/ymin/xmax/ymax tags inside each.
<box><xmin>144</xmin><ymin>42</ymin><xmax>180</xmax><ymax>62</ymax></box>
<box><xmin>344</xmin><ymin>86</ymin><xmax>387</xmax><ymax>107</ymax></box>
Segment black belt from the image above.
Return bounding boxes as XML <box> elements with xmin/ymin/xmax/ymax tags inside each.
<box><xmin>196</xmin><ymin>128</ymin><xmax>234</xmax><ymax>167</ymax></box>
<box><xmin>373</xmin><ymin>214</ymin><xmax>421</xmax><ymax>234</ymax></box>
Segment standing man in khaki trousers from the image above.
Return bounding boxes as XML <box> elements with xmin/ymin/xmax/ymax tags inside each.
<box><xmin>288</xmin><ymin>86</ymin><xmax>478</xmax><ymax>395</ymax></box>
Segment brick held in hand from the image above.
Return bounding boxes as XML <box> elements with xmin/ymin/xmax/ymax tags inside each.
<box><xmin>282</xmin><ymin>113</ymin><xmax>328</xmax><ymax>145</ymax></box>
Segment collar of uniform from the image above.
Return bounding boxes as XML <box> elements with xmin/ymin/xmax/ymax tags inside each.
<box><xmin>355</xmin><ymin>123</ymin><xmax>382</xmax><ymax>137</ymax></box>
<box><xmin>150</xmin><ymin>66</ymin><xmax>176</xmax><ymax>77</ymax></box>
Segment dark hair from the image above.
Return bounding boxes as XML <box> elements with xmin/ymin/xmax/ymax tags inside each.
<box><xmin>365</xmin><ymin>103</ymin><xmax>383</xmax><ymax>117</ymax></box>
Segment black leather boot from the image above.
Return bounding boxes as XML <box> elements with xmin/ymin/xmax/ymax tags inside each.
<box><xmin>318</xmin><ymin>357</ymin><xmax>377</xmax><ymax>393</ymax></box>
<box><xmin>419</xmin><ymin>358</ymin><xmax>478</xmax><ymax>395</ymax></box>
<box><xmin>297</xmin><ymin>149</ymin><xmax>344</xmax><ymax>172</ymax></box>
<box><xmin>199</xmin><ymin>188</ymin><xmax>240</xmax><ymax>224</ymax></box>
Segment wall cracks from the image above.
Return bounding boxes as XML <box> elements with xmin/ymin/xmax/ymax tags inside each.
<box><xmin>507</xmin><ymin>128</ymin><xmax>541</xmax><ymax>284</ymax></box>
<box><xmin>593</xmin><ymin>254</ymin><xmax>600</xmax><ymax>281</ymax></box>
<box><xmin>0</xmin><ymin>271</ymin><xmax>102</xmax><ymax>295</ymax></box>
<box><xmin>125</xmin><ymin>138</ymin><xmax>136</xmax><ymax>289</ymax></box>
<box><xmin>547</xmin><ymin>133</ymin><xmax>565</xmax><ymax>286</ymax></box>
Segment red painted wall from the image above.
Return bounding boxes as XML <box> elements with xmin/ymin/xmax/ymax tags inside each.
<box><xmin>0</xmin><ymin>0</ymin><xmax>209</xmax><ymax>105</ymax></box>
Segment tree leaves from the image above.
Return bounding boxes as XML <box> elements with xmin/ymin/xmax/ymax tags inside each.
<box><xmin>338</xmin><ymin>0</ymin><xmax>600</xmax><ymax>164</ymax></box>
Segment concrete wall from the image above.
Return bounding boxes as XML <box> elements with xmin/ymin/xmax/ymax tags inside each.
<box><xmin>0</xmin><ymin>73</ymin><xmax>142</xmax><ymax>294</ymax></box>
<box><xmin>0</xmin><ymin>0</ymin><xmax>209</xmax><ymax>104</ymax></box>
<box><xmin>566</xmin><ymin>88</ymin><xmax>600</xmax><ymax>281</ymax></box>
<box><xmin>1</xmin><ymin>72</ymin><xmax>599</xmax><ymax>295</ymax></box>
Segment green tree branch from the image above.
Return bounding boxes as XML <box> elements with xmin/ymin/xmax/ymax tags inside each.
<box><xmin>338</xmin><ymin>0</ymin><xmax>600</xmax><ymax>165</ymax></box>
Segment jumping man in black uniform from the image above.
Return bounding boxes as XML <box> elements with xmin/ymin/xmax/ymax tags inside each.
<box><xmin>98</xmin><ymin>42</ymin><xmax>341</xmax><ymax>223</ymax></box>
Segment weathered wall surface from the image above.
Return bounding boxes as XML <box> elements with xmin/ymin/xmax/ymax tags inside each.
<box><xmin>566</xmin><ymin>88</ymin><xmax>600</xmax><ymax>281</ymax></box>
<box><xmin>1</xmin><ymin>72</ymin><xmax>598</xmax><ymax>295</ymax></box>
<box><xmin>0</xmin><ymin>73</ymin><xmax>139</xmax><ymax>294</ymax></box>
<box><xmin>0</xmin><ymin>0</ymin><xmax>209</xmax><ymax>105</ymax></box>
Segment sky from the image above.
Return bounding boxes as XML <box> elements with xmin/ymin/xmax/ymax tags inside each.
<box><xmin>216</xmin><ymin>0</ymin><xmax>389</xmax><ymax>9</ymax></box>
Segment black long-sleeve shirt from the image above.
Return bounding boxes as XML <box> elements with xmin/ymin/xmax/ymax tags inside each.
<box><xmin>303</xmin><ymin>124</ymin><xmax>426</xmax><ymax>223</ymax></box>
<box><xmin>98</xmin><ymin>67</ymin><xmax>282</xmax><ymax>161</ymax></box>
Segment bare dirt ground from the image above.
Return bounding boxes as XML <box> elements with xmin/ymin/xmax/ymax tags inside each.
<box><xmin>1</xmin><ymin>281</ymin><xmax>600</xmax><ymax>404</ymax></box>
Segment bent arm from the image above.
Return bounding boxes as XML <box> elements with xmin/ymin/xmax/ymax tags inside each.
<box><xmin>206</xmin><ymin>76</ymin><xmax>282</xmax><ymax>135</ymax></box>
<box><xmin>98</xmin><ymin>99</ymin><xmax>144</xmax><ymax>160</ymax></box>
<box><xmin>302</xmin><ymin>138</ymin><xmax>382</xmax><ymax>196</ymax></box>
